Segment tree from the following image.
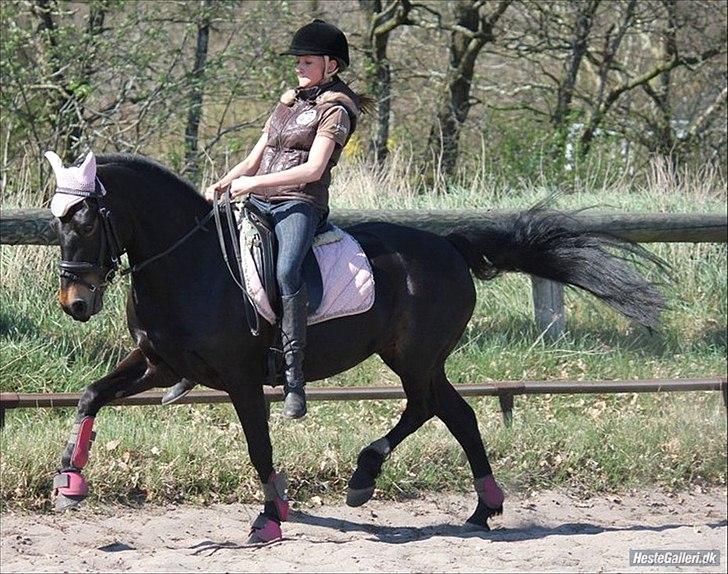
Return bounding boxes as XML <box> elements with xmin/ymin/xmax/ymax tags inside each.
<box><xmin>491</xmin><ymin>0</ymin><xmax>726</xmax><ymax>172</ymax></box>
<box><xmin>426</xmin><ymin>0</ymin><xmax>512</xmax><ymax>177</ymax></box>
<box><xmin>358</xmin><ymin>0</ymin><xmax>414</xmax><ymax>165</ymax></box>
<box><xmin>183</xmin><ymin>0</ymin><xmax>212</xmax><ymax>182</ymax></box>
<box><xmin>29</xmin><ymin>0</ymin><xmax>109</xmax><ymax>163</ymax></box>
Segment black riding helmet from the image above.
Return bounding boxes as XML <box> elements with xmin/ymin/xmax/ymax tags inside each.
<box><xmin>281</xmin><ymin>19</ymin><xmax>350</xmax><ymax>69</ymax></box>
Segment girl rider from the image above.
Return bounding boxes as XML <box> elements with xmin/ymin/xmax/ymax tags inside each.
<box><xmin>162</xmin><ymin>20</ymin><xmax>368</xmax><ymax>419</ymax></box>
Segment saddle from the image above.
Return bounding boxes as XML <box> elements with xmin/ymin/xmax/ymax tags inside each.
<box><xmin>239</xmin><ymin>199</ymin><xmax>326</xmax><ymax>316</ymax></box>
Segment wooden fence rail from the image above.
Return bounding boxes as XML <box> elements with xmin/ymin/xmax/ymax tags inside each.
<box><xmin>1</xmin><ymin>378</ymin><xmax>725</xmax><ymax>428</ymax></box>
<box><xmin>1</xmin><ymin>208</ymin><xmax>726</xmax><ymax>246</ymax></box>
<box><xmin>1</xmin><ymin>208</ymin><xmax>726</xmax><ymax>338</ymax></box>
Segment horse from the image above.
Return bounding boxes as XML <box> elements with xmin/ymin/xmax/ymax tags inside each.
<box><xmin>47</xmin><ymin>151</ymin><xmax>666</xmax><ymax>544</ymax></box>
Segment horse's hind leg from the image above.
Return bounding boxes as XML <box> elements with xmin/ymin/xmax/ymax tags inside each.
<box><xmin>347</xmin><ymin>377</ymin><xmax>434</xmax><ymax>507</ymax></box>
<box><xmin>431</xmin><ymin>368</ymin><xmax>504</xmax><ymax>530</ymax></box>
<box><xmin>54</xmin><ymin>347</ymin><xmax>177</xmax><ymax>510</ymax></box>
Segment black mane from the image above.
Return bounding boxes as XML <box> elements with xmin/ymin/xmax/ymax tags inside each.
<box><xmin>96</xmin><ymin>153</ymin><xmax>205</xmax><ymax>205</ymax></box>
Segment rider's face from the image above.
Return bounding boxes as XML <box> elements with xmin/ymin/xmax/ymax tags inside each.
<box><xmin>295</xmin><ymin>55</ymin><xmax>336</xmax><ymax>88</ymax></box>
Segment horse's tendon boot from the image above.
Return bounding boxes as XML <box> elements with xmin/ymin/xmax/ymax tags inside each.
<box><xmin>53</xmin><ymin>416</ymin><xmax>95</xmax><ymax>511</ymax></box>
<box><xmin>346</xmin><ymin>438</ymin><xmax>391</xmax><ymax>507</ymax></box>
<box><xmin>68</xmin><ymin>416</ymin><xmax>96</xmax><ymax>468</ymax></box>
<box><xmin>262</xmin><ymin>471</ymin><xmax>289</xmax><ymax>521</ymax></box>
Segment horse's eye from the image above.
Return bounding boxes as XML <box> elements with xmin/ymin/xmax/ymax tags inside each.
<box><xmin>80</xmin><ymin>223</ymin><xmax>95</xmax><ymax>235</ymax></box>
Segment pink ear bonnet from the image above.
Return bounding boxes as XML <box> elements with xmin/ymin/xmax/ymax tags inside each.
<box><xmin>44</xmin><ymin>151</ymin><xmax>105</xmax><ymax>217</ymax></box>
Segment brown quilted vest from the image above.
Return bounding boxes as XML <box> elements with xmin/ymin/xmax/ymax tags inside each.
<box><xmin>252</xmin><ymin>78</ymin><xmax>361</xmax><ymax>209</ymax></box>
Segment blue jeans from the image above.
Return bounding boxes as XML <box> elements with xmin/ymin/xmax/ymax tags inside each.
<box><xmin>247</xmin><ymin>196</ymin><xmax>327</xmax><ymax>297</ymax></box>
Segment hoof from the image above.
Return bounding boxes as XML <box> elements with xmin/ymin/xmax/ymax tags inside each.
<box><xmin>346</xmin><ymin>485</ymin><xmax>375</xmax><ymax>507</ymax></box>
<box><xmin>463</xmin><ymin>519</ymin><xmax>490</xmax><ymax>532</ymax></box>
<box><xmin>54</xmin><ymin>492</ymin><xmax>85</xmax><ymax>512</ymax></box>
<box><xmin>466</xmin><ymin>498</ymin><xmax>502</xmax><ymax>530</ymax></box>
<box><xmin>464</xmin><ymin>519</ymin><xmax>491</xmax><ymax>532</ymax></box>
<box><xmin>245</xmin><ymin>514</ymin><xmax>282</xmax><ymax>546</ymax></box>
<box><xmin>346</xmin><ymin>440</ymin><xmax>389</xmax><ymax>508</ymax></box>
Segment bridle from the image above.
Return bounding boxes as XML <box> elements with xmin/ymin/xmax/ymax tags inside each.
<box><xmin>57</xmin><ymin>177</ymin><xmax>257</xmax><ymax>334</ymax></box>
<box><xmin>58</xmin><ymin>178</ymin><xmax>214</xmax><ymax>293</ymax></box>
<box><xmin>57</xmin><ymin>180</ymin><xmax>124</xmax><ymax>293</ymax></box>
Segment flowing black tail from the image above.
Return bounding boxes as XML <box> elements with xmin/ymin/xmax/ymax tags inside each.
<box><xmin>447</xmin><ymin>203</ymin><xmax>669</xmax><ymax>329</ymax></box>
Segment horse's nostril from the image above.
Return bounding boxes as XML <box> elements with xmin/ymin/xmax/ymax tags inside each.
<box><xmin>70</xmin><ymin>300</ymin><xmax>88</xmax><ymax>317</ymax></box>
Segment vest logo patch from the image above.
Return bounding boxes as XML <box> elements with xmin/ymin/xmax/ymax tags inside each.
<box><xmin>295</xmin><ymin>109</ymin><xmax>318</xmax><ymax>126</ymax></box>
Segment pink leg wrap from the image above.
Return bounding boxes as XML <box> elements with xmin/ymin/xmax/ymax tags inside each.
<box><xmin>247</xmin><ymin>514</ymin><xmax>283</xmax><ymax>544</ymax></box>
<box><xmin>53</xmin><ymin>470</ymin><xmax>89</xmax><ymax>497</ymax></box>
<box><xmin>69</xmin><ymin>416</ymin><xmax>96</xmax><ymax>468</ymax></box>
<box><xmin>262</xmin><ymin>471</ymin><xmax>289</xmax><ymax>522</ymax></box>
<box><xmin>475</xmin><ymin>474</ymin><xmax>505</xmax><ymax>509</ymax></box>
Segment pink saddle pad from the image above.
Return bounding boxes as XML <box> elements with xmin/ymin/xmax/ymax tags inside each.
<box><xmin>240</xmin><ymin>226</ymin><xmax>375</xmax><ymax>326</ymax></box>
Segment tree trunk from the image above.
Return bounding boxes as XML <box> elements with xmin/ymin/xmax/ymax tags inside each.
<box><xmin>426</xmin><ymin>0</ymin><xmax>510</xmax><ymax>178</ymax></box>
<box><xmin>183</xmin><ymin>0</ymin><xmax>211</xmax><ymax>184</ymax></box>
<box><xmin>32</xmin><ymin>0</ymin><xmax>106</xmax><ymax>163</ymax></box>
<box><xmin>645</xmin><ymin>0</ymin><xmax>678</xmax><ymax>168</ymax></box>
<box><xmin>549</xmin><ymin>0</ymin><xmax>599</xmax><ymax>164</ymax></box>
<box><xmin>359</xmin><ymin>0</ymin><xmax>412</xmax><ymax>166</ymax></box>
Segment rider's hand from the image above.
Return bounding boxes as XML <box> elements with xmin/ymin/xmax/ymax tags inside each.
<box><xmin>204</xmin><ymin>183</ymin><xmax>224</xmax><ymax>203</ymax></box>
<box><xmin>230</xmin><ymin>176</ymin><xmax>258</xmax><ymax>199</ymax></box>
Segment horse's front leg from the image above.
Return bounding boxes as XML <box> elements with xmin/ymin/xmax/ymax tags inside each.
<box><xmin>54</xmin><ymin>347</ymin><xmax>176</xmax><ymax>510</ymax></box>
<box><xmin>228</xmin><ymin>385</ymin><xmax>289</xmax><ymax>545</ymax></box>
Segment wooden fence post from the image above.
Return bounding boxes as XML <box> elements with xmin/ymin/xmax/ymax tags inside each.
<box><xmin>498</xmin><ymin>393</ymin><xmax>514</xmax><ymax>427</ymax></box>
<box><xmin>531</xmin><ymin>276</ymin><xmax>565</xmax><ymax>339</ymax></box>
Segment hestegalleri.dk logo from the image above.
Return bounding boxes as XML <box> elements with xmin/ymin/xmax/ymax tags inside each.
<box><xmin>629</xmin><ymin>549</ymin><xmax>720</xmax><ymax>567</ymax></box>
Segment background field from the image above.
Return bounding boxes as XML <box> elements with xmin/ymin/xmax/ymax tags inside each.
<box><xmin>1</xmin><ymin>155</ymin><xmax>725</xmax><ymax>509</ymax></box>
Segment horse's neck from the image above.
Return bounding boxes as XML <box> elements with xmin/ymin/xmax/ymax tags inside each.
<box><xmin>104</xmin><ymin>170</ymin><xmax>221</xmax><ymax>288</ymax></box>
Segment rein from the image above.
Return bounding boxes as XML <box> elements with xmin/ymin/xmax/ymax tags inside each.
<box><xmin>59</xmin><ymin>183</ymin><xmax>214</xmax><ymax>291</ymax></box>
<box><xmin>212</xmin><ymin>189</ymin><xmax>261</xmax><ymax>336</ymax></box>
<box><xmin>119</xmin><ymin>210</ymin><xmax>215</xmax><ymax>277</ymax></box>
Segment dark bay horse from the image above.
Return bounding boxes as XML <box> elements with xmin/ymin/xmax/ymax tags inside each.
<box><xmin>49</xmin><ymin>153</ymin><xmax>665</xmax><ymax>543</ymax></box>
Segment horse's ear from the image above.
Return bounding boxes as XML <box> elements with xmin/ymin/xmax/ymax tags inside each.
<box><xmin>79</xmin><ymin>151</ymin><xmax>96</xmax><ymax>181</ymax></box>
<box><xmin>44</xmin><ymin>151</ymin><xmax>64</xmax><ymax>175</ymax></box>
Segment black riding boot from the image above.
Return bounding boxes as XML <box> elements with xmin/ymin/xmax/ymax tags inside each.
<box><xmin>281</xmin><ymin>288</ymin><xmax>308</xmax><ymax>419</ymax></box>
<box><xmin>161</xmin><ymin>379</ymin><xmax>196</xmax><ymax>405</ymax></box>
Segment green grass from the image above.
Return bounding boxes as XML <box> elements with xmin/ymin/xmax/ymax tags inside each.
<box><xmin>2</xmin><ymin>392</ymin><xmax>724</xmax><ymax>511</ymax></box>
<box><xmin>1</xmin><ymin>155</ymin><xmax>726</xmax><ymax>509</ymax></box>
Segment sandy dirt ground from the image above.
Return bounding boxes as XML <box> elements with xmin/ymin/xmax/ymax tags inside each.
<box><xmin>1</xmin><ymin>487</ymin><xmax>725</xmax><ymax>573</ymax></box>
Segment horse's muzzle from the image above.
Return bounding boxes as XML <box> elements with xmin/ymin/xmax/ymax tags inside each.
<box><xmin>58</xmin><ymin>283</ymin><xmax>104</xmax><ymax>322</ymax></box>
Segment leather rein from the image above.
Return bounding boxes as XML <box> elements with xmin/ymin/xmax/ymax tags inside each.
<box><xmin>59</xmin><ymin>181</ymin><xmax>260</xmax><ymax>335</ymax></box>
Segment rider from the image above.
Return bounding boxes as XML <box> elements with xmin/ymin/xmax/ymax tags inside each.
<box><xmin>162</xmin><ymin>19</ymin><xmax>367</xmax><ymax>419</ymax></box>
